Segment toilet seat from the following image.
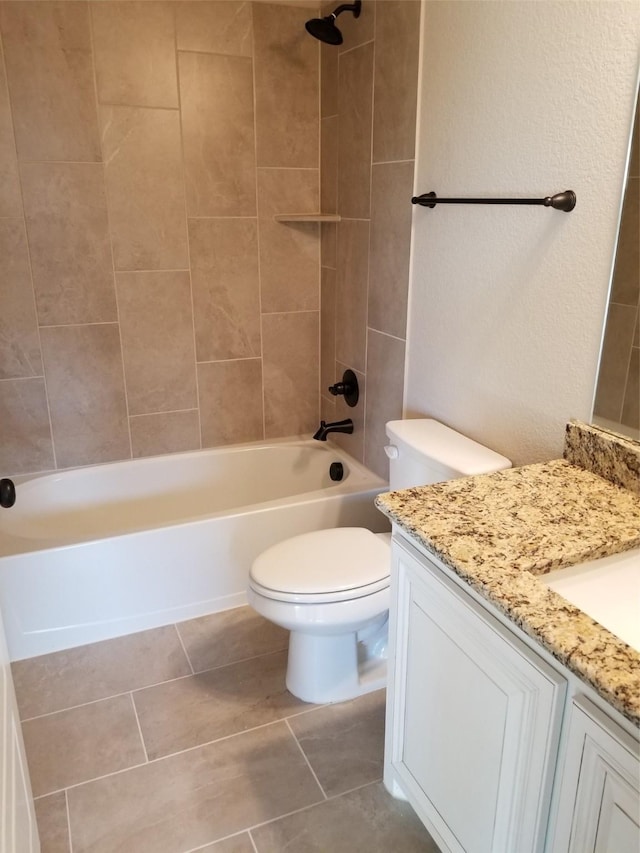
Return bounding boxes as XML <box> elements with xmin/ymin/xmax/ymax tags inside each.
<box><xmin>249</xmin><ymin>527</ymin><xmax>391</xmax><ymax>604</ymax></box>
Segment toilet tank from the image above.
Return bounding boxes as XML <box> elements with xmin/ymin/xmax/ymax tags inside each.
<box><xmin>385</xmin><ymin>419</ymin><xmax>511</xmax><ymax>490</ymax></box>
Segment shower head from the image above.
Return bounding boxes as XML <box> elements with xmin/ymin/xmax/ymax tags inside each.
<box><xmin>305</xmin><ymin>1</ymin><xmax>361</xmax><ymax>46</ymax></box>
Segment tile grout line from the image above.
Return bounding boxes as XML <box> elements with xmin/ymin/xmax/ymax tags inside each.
<box><xmin>248</xmin><ymin>828</ymin><xmax>260</xmax><ymax>853</ymax></box>
<box><xmin>65</xmin><ymin>787</ymin><xmax>74</xmax><ymax>853</ymax></box>
<box><xmin>173</xmin><ymin>3</ymin><xmax>204</xmax><ymax>452</ymax></box>
<box><xmin>129</xmin><ymin>691</ymin><xmax>150</xmax><ymax>764</ymax></box>
<box><xmin>172</xmin><ymin>622</ymin><xmax>195</xmax><ymax>675</ymax></box>
<box><xmin>20</xmin><ymin>646</ymin><xmax>291</xmax><ymax>722</ymax></box>
<box><xmin>285</xmin><ymin>718</ymin><xmax>328</xmax><ymax>801</ymax></box>
<box><xmin>87</xmin><ymin>3</ymin><xmax>134</xmax><ymax>462</ymax></box>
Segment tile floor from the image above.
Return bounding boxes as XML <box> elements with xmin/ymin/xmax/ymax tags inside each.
<box><xmin>12</xmin><ymin>606</ymin><xmax>439</xmax><ymax>852</ymax></box>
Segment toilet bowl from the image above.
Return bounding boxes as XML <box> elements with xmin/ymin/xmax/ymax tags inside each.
<box><xmin>248</xmin><ymin>418</ymin><xmax>512</xmax><ymax>705</ymax></box>
<box><xmin>248</xmin><ymin>527</ymin><xmax>392</xmax><ymax>704</ymax></box>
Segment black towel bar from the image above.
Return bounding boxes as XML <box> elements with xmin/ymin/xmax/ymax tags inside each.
<box><xmin>411</xmin><ymin>190</ymin><xmax>576</xmax><ymax>212</ymax></box>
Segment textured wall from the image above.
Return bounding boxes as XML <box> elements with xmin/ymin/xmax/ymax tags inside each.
<box><xmin>0</xmin><ymin>1</ymin><xmax>320</xmax><ymax>476</ymax></box>
<box><xmin>594</xmin><ymin>97</ymin><xmax>639</xmax><ymax>438</ymax></box>
<box><xmin>405</xmin><ymin>1</ymin><xmax>640</xmax><ymax>466</ymax></box>
<box><xmin>319</xmin><ymin>0</ymin><xmax>421</xmax><ymax>478</ymax></box>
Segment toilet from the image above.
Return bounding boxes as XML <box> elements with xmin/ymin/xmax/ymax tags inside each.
<box><xmin>248</xmin><ymin>419</ymin><xmax>511</xmax><ymax>704</ymax></box>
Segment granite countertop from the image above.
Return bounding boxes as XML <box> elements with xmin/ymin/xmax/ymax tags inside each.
<box><xmin>375</xmin><ymin>423</ymin><xmax>640</xmax><ymax>726</ymax></box>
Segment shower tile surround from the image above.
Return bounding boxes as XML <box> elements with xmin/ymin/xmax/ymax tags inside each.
<box><xmin>320</xmin><ymin>0</ymin><xmax>421</xmax><ymax>477</ymax></box>
<box><xmin>0</xmin><ymin>0</ymin><xmax>326</xmax><ymax>474</ymax></box>
<box><xmin>12</xmin><ymin>606</ymin><xmax>437</xmax><ymax>852</ymax></box>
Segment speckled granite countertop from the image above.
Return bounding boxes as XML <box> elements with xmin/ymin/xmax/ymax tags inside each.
<box><xmin>376</xmin><ymin>423</ymin><xmax>640</xmax><ymax>726</ymax></box>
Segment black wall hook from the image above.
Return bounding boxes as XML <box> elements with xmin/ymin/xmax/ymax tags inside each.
<box><xmin>412</xmin><ymin>190</ymin><xmax>576</xmax><ymax>212</ymax></box>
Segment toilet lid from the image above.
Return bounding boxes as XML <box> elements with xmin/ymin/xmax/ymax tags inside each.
<box><xmin>250</xmin><ymin>528</ymin><xmax>391</xmax><ymax>595</ymax></box>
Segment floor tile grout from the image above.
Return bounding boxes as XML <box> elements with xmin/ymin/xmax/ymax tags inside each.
<box><xmin>129</xmin><ymin>691</ymin><xmax>150</xmax><ymax>763</ymax></box>
<box><xmin>173</xmin><ymin>622</ymin><xmax>196</xmax><ymax>675</ymax></box>
<box><xmin>285</xmin><ymin>718</ymin><xmax>328</xmax><ymax>801</ymax></box>
<box><xmin>19</xmin><ymin>645</ymin><xmax>293</xmax><ymax>723</ymax></box>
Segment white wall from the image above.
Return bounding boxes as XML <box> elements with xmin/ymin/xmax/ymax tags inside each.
<box><xmin>405</xmin><ymin>1</ymin><xmax>639</xmax><ymax>465</ymax></box>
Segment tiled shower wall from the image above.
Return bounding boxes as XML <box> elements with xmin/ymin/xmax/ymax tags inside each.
<box><xmin>593</xmin><ymin>96</ymin><xmax>639</xmax><ymax>435</ymax></box>
<box><xmin>319</xmin><ymin>0</ymin><xmax>420</xmax><ymax>477</ymax></box>
<box><xmin>0</xmin><ymin>1</ymin><xmax>320</xmax><ymax>476</ymax></box>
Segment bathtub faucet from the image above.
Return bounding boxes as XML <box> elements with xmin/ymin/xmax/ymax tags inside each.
<box><xmin>313</xmin><ymin>419</ymin><xmax>354</xmax><ymax>441</ymax></box>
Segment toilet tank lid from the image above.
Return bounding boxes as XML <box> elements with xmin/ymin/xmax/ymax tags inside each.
<box><xmin>385</xmin><ymin>419</ymin><xmax>511</xmax><ymax>476</ymax></box>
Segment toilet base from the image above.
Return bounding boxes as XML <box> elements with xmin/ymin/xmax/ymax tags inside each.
<box><xmin>286</xmin><ymin>614</ymin><xmax>388</xmax><ymax>704</ymax></box>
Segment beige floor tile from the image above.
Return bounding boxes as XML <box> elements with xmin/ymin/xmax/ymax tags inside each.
<box><xmin>12</xmin><ymin>625</ymin><xmax>191</xmax><ymax>719</ymax></box>
<box><xmin>288</xmin><ymin>689</ymin><xmax>386</xmax><ymax>797</ymax></box>
<box><xmin>23</xmin><ymin>695</ymin><xmax>146</xmax><ymax>797</ymax></box>
<box><xmin>133</xmin><ymin>651</ymin><xmax>309</xmax><ymax>760</ymax></box>
<box><xmin>251</xmin><ymin>781</ymin><xmax>438</xmax><ymax>853</ymax></box>
<box><xmin>176</xmin><ymin>606</ymin><xmax>288</xmax><ymax>674</ymax></box>
<box><xmin>34</xmin><ymin>792</ymin><xmax>70</xmax><ymax>853</ymax></box>
<box><xmin>67</xmin><ymin>722</ymin><xmax>323</xmax><ymax>853</ymax></box>
<box><xmin>196</xmin><ymin>833</ymin><xmax>256</xmax><ymax>853</ymax></box>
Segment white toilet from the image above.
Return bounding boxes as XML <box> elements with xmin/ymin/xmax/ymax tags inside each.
<box><xmin>248</xmin><ymin>419</ymin><xmax>511</xmax><ymax>704</ymax></box>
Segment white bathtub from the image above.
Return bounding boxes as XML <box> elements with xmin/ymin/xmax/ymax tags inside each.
<box><xmin>0</xmin><ymin>438</ymin><xmax>388</xmax><ymax>660</ymax></box>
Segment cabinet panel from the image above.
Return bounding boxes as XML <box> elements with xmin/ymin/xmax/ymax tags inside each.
<box><xmin>386</xmin><ymin>541</ymin><xmax>566</xmax><ymax>853</ymax></box>
<box><xmin>551</xmin><ymin>696</ymin><xmax>639</xmax><ymax>853</ymax></box>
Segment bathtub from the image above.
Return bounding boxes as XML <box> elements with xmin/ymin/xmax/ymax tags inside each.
<box><xmin>0</xmin><ymin>438</ymin><xmax>388</xmax><ymax>661</ymax></box>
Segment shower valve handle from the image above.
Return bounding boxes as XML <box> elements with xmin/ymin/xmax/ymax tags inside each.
<box><xmin>0</xmin><ymin>478</ymin><xmax>16</xmax><ymax>508</ymax></box>
<box><xmin>328</xmin><ymin>369</ymin><xmax>359</xmax><ymax>407</ymax></box>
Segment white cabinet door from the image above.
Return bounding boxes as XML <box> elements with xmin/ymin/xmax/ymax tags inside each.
<box><xmin>550</xmin><ymin>696</ymin><xmax>639</xmax><ymax>853</ymax></box>
<box><xmin>1</xmin><ymin>602</ymin><xmax>39</xmax><ymax>853</ymax></box>
<box><xmin>385</xmin><ymin>541</ymin><xmax>566</xmax><ymax>853</ymax></box>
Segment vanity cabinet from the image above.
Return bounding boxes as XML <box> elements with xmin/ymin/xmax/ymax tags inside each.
<box><xmin>549</xmin><ymin>696</ymin><xmax>640</xmax><ymax>853</ymax></box>
<box><xmin>385</xmin><ymin>538</ymin><xmax>566</xmax><ymax>853</ymax></box>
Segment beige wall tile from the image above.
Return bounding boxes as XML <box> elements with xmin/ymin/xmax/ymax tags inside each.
<box><xmin>0</xmin><ymin>378</ymin><xmax>54</xmax><ymax>475</ymax></box>
<box><xmin>621</xmin><ymin>346</ymin><xmax>639</xmax><ymax>429</ymax></box>
<box><xmin>364</xmin><ymin>329</ymin><xmax>405</xmax><ymax>478</ymax></box>
<box><xmin>610</xmin><ymin>176</ymin><xmax>639</xmax><ymax>306</ymax></box>
<box><xmin>0</xmin><ymin>2</ymin><xmax>100</xmax><ymax>162</ymax></box>
<box><xmin>176</xmin><ymin>605</ymin><xmax>288</xmax><ymax>674</ymax></box>
<box><xmin>34</xmin><ymin>792</ymin><xmax>70</xmax><ymax>853</ymax></box>
<box><xmin>100</xmin><ymin>105</ymin><xmax>188</xmax><ymax>271</ymax></box>
<box><xmin>594</xmin><ymin>302</ymin><xmax>637</xmax><ymax>421</ymax></box>
<box><xmin>116</xmin><ymin>271</ymin><xmax>197</xmax><ymax>415</ymax></box>
<box><xmin>130</xmin><ymin>410</ymin><xmax>200</xmax><ymax>458</ymax></box>
<box><xmin>67</xmin><ymin>723</ymin><xmax>322</xmax><ymax>852</ymax></box>
<box><xmin>198</xmin><ymin>359</ymin><xmax>264</xmax><ymax>446</ymax></box>
<box><xmin>372</xmin><ymin>0</ymin><xmax>420</xmax><ymax>163</ymax></box>
<box><xmin>0</xmin><ymin>40</ymin><xmax>21</xmax><ymax>216</ymax></box>
<box><xmin>321</xmin><ymin>221</ymin><xmax>337</xmax><ymax>270</ymax></box>
<box><xmin>320</xmin><ymin>267</ymin><xmax>336</xmax><ymax>398</ymax></box>
<box><xmin>336</xmin><ymin>0</ymin><xmax>375</xmax><ymax>53</ymax></box>
<box><xmin>368</xmin><ymin>161</ymin><xmax>414</xmax><ymax>338</ymax></box>
<box><xmin>335</xmin><ymin>219</ymin><xmax>369</xmax><ymax>372</ymax></box>
<box><xmin>321</xmin><ymin>40</ymin><xmax>338</xmax><ymax>118</ymax></box>
<box><xmin>189</xmin><ymin>218</ymin><xmax>261</xmax><ymax>362</ymax></box>
<box><xmin>21</xmin><ymin>163</ymin><xmax>117</xmax><ymax>326</ymax></box>
<box><xmin>258</xmin><ymin>169</ymin><xmax>320</xmax><ymax>313</ymax></box>
<box><xmin>40</xmin><ymin>324</ymin><xmax>130</xmax><ymax>468</ymax></box>
<box><xmin>288</xmin><ymin>689</ymin><xmax>385</xmax><ymax>796</ymax></box>
<box><xmin>22</xmin><ymin>695</ymin><xmax>146</xmax><ymax>797</ymax></box>
<box><xmin>338</xmin><ymin>42</ymin><xmax>374</xmax><ymax>219</ymax></box>
<box><xmin>321</xmin><ymin>393</ymin><xmax>336</xmax><ymax>423</ymax></box>
<box><xmin>330</xmin><ymin>360</ymin><xmax>365</xmax><ymax>462</ymax></box>
<box><xmin>253</xmin><ymin>3</ymin><xmax>319</xmax><ymax>168</ymax></box>
<box><xmin>263</xmin><ymin>311</ymin><xmax>319</xmax><ymax>438</ymax></box>
<box><xmin>133</xmin><ymin>651</ymin><xmax>306</xmax><ymax>759</ymax></box>
<box><xmin>179</xmin><ymin>52</ymin><xmax>256</xmax><ymax>217</ymax></box>
<box><xmin>12</xmin><ymin>625</ymin><xmax>191</xmax><ymax>719</ymax></box>
<box><xmin>91</xmin><ymin>2</ymin><xmax>178</xmax><ymax>108</ymax></box>
<box><xmin>0</xmin><ymin>219</ymin><xmax>42</xmax><ymax>379</ymax></box>
<box><xmin>321</xmin><ymin>115</ymin><xmax>338</xmax><ymax>214</ymax></box>
<box><xmin>176</xmin><ymin>1</ymin><xmax>252</xmax><ymax>56</ymax></box>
